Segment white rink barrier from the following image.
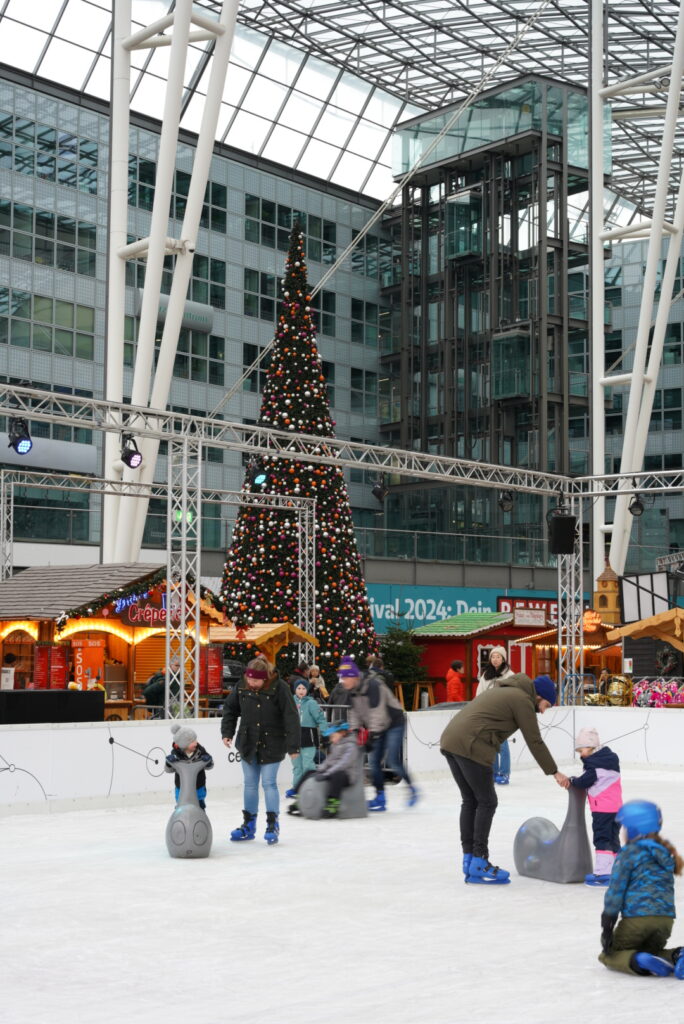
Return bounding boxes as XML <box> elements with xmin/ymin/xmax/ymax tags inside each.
<box><xmin>0</xmin><ymin>705</ymin><xmax>682</xmax><ymax>813</ymax></box>
<box><xmin>405</xmin><ymin>704</ymin><xmax>684</xmax><ymax>776</ymax></box>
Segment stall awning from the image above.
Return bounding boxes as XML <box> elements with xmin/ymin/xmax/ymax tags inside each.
<box><xmin>208</xmin><ymin>622</ymin><xmax>318</xmax><ymax>662</ymax></box>
<box><xmin>413</xmin><ymin>612</ymin><xmax>513</xmax><ymax>638</ymax></box>
<box><xmin>606</xmin><ymin>607</ymin><xmax>684</xmax><ymax>654</ymax></box>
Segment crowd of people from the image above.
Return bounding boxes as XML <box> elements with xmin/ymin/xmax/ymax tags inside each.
<box><xmin>159</xmin><ymin>646</ymin><xmax>684</xmax><ymax>981</ymax></box>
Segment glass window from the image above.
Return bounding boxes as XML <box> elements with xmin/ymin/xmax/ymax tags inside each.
<box><xmin>55</xmin><ymin>301</ymin><xmax>74</xmax><ymax>327</ymax></box>
<box><xmin>75</xmin><ymin>334</ymin><xmax>94</xmax><ymax>360</ymax></box>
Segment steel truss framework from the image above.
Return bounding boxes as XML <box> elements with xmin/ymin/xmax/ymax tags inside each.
<box><xmin>6</xmin><ymin>386</ymin><xmax>684</xmax><ymax>700</ymax></box>
<box><xmin>0</xmin><ymin>463</ymin><xmax>315</xmax><ymax>719</ymax></box>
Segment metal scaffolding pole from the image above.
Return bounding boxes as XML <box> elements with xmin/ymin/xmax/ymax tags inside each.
<box><xmin>0</xmin><ymin>472</ymin><xmax>13</xmax><ymax>582</ymax></box>
<box><xmin>556</xmin><ymin>494</ymin><xmax>584</xmax><ymax>702</ymax></box>
<box><xmin>165</xmin><ymin>437</ymin><xmax>202</xmax><ymax>720</ymax></box>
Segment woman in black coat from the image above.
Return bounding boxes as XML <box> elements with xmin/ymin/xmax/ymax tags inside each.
<box><xmin>221</xmin><ymin>654</ymin><xmax>299</xmax><ymax>845</ymax></box>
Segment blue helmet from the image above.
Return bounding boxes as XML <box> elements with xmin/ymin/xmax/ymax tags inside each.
<box><xmin>322</xmin><ymin>721</ymin><xmax>350</xmax><ymax>738</ymax></box>
<box><xmin>616</xmin><ymin>800</ymin><xmax>662</xmax><ymax>839</ymax></box>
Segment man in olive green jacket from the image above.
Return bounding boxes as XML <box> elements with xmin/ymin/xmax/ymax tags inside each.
<box><xmin>440</xmin><ymin>673</ymin><xmax>569</xmax><ymax>884</ymax></box>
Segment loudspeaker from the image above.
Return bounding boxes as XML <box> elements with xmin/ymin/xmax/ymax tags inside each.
<box><xmin>548</xmin><ymin>514</ymin><xmax>577</xmax><ymax>554</ymax></box>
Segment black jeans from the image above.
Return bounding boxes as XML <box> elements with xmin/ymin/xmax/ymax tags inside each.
<box><xmin>442</xmin><ymin>750</ymin><xmax>498</xmax><ymax>859</ymax></box>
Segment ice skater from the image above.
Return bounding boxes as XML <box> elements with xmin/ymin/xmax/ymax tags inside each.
<box><xmin>165</xmin><ymin>723</ymin><xmax>213</xmax><ymax>809</ymax></box>
<box><xmin>286</xmin><ymin>678</ymin><xmax>328</xmax><ymax>798</ymax></box>
<box><xmin>289</xmin><ymin>722</ymin><xmax>361</xmax><ymax>818</ymax></box>
<box><xmin>338</xmin><ymin>656</ymin><xmax>419</xmax><ymax>811</ymax></box>
<box><xmin>221</xmin><ymin>655</ymin><xmax>300</xmax><ymax>845</ymax></box>
<box><xmin>599</xmin><ymin>800</ymin><xmax>684</xmax><ymax>977</ymax></box>
<box><xmin>440</xmin><ymin>673</ymin><xmax>568</xmax><ymax>884</ymax></box>
<box><xmin>569</xmin><ymin>726</ymin><xmax>622</xmax><ymax>886</ymax></box>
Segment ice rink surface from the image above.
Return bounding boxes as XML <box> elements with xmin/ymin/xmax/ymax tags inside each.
<box><xmin>5</xmin><ymin>765</ymin><xmax>684</xmax><ymax>1024</ymax></box>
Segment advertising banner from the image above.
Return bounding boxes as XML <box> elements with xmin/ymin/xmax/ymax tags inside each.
<box><xmin>72</xmin><ymin>638</ymin><xmax>106</xmax><ymax>691</ymax></box>
<box><xmin>49</xmin><ymin>645</ymin><xmax>69</xmax><ymax>689</ymax></box>
<box><xmin>32</xmin><ymin>645</ymin><xmax>50</xmax><ymax>689</ymax></box>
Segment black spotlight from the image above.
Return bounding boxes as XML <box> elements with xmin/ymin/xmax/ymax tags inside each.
<box><xmin>371</xmin><ymin>479</ymin><xmax>388</xmax><ymax>503</ymax></box>
<box><xmin>498</xmin><ymin>491</ymin><xmax>514</xmax><ymax>513</ymax></box>
<box><xmin>628</xmin><ymin>493</ymin><xmax>645</xmax><ymax>517</ymax></box>
<box><xmin>121</xmin><ymin>434</ymin><xmax>143</xmax><ymax>469</ymax></box>
<box><xmin>8</xmin><ymin>417</ymin><xmax>32</xmax><ymax>455</ymax></box>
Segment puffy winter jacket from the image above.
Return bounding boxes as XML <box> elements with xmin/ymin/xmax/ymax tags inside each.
<box><xmin>440</xmin><ymin>673</ymin><xmax>557</xmax><ymax>775</ymax></box>
<box><xmin>317</xmin><ymin>732</ymin><xmax>362</xmax><ymax>784</ymax></box>
<box><xmin>475</xmin><ymin>665</ymin><xmax>514</xmax><ymax>696</ymax></box>
<box><xmin>604</xmin><ymin>838</ymin><xmax>676</xmax><ymax>918</ymax></box>
<box><xmin>347</xmin><ymin>672</ymin><xmax>404</xmax><ymax>734</ymax></box>
<box><xmin>294</xmin><ymin>693</ymin><xmax>328</xmax><ymax>747</ymax></box>
<box><xmin>164</xmin><ymin>741</ymin><xmax>213</xmax><ymax>790</ymax></box>
<box><xmin>570</xmin><ymin>745</ymin><xmax>622</xmax><ymax>813</ymax></box>
<box><xmin>221</xmin><ymin>676</ymin><xmax>300</xmax><ymax>764</ymax></box>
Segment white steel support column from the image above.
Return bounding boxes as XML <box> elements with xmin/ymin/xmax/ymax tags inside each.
<box><xmin>0</xmin><ymin>471</ymin><xmax>13</xmax><ymax>581</ymax></box>
<box><xmin>589</xmin><ymin>0</ymin><xmax>607</xmax><ymax>587</ymax></box>
<box><xmin>165</xmin><ymin>437</ymin><xmax>202</xmax><ymax>720</ymax></box>
<box><xmin>113</xmin><ymin>0</ymin><xmax>194</xmax><ymax>562</ymax></box>
<box><xmin>118</xmin><ymin>0</ymin><xmax>238</xmax><ymax>561</ymax></box>
<box><xmin>102</xmin><ymin>0</ymin><xmax>132</xmax><ymax>561</ymax></box>
<box><xmin>557</xmin><ymin>495</ymin><xmax>584</xmax><ymax>702</ymax></box>
<box><xmin>608</xmin><ymin>2</ymin><xmax>684</xmax><ymax>575</ymax></box>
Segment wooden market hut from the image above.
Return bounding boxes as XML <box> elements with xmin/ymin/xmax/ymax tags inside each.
<box><xmin>0</xmin><ymin>562</ymin><xmax>224</xmax><ymax>721</ymax></box>
<box><xmin>208</xmin><ymin>621</ymin><xmax>318</xmax><ymax>664</ymax></box>
<box><xmin>412</xmin><ymin>611</ymin><xmax>539</xmax><ymax>701</ymax></box>
<box><xmin>605</xmin><ymin>607</ymin><xmax>684</xmax><ymax>672</ymax></box>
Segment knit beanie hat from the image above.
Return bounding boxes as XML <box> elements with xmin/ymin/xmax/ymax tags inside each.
<box><xmin>575</xmin><ymin>726</ymin><xmax>600</xmax><ymax>751</ymax></box>
<box><xmin>294</xmin><ymin>678</ymin><xmax>311</xmax><ymax>694</ymax></box>
<box><xmin>338</xmin><ymin>658</ymin><xmax>361</xmax><ymax>678</ymax></box>
<box><xmin>171</xmin><ymin>723</ymin><xmax>197</xmax><ymax>750</ymax></box>
<box><xmin>489</xmin><ymin>646</ymin><xmax>508</xmax><ymax>662</ymax></box>
<box><xmin>533</xmin><ymin>674</ymin><xmax>557</xmax><ymax>706</ymax></box>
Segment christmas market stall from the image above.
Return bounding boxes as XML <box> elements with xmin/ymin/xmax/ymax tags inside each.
<box><xmin>208</xmin><ymin>622</ymin><xmax>318</xmax><ymax>664</ymax></box>
<box><xmin>412</xmin><ymin>611</ymin><xmax>540</xmax><ymax>702</ymax></box>
<box><xmin>605</xmin><ymin>608</ymin><xmax>684</xmax><ymax>708</ymax></box>
<box><xmin>0</xmin><ymin>562</ymin><xmax>224</xmax><ymax>723</ymax></box>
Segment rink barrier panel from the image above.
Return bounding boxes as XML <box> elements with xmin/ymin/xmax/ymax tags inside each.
<box><xmin>0</xmin><ymin>705</ymin><xmax>681</xmax><ymax>814</ymax></box>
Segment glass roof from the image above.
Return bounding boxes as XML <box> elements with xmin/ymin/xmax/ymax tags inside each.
<box><xmin>0</xmin><ymin>0</ymin><xmax>681</xmax><ymax>211</ymax></box>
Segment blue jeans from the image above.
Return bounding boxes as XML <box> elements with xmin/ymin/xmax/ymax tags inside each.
<box><xmin>241</xmin><ymin>759</ymin><xmax>280</xmax><ymax>814</ymax></box>
<box><xmin>495</xmin><ymin>740</ymin><xmax>511</xmax><ymax>777</ymax></box>
<box><xmin>370</xmin><ymin>723</ymin><xmax>412</xmax><ymax>791</ymax></box>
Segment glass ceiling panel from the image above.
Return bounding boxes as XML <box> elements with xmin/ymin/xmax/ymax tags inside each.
<box><xmin>0</xmin><ymin>0</ymin><xmax>681</xmax><ymax>208</ymax></box>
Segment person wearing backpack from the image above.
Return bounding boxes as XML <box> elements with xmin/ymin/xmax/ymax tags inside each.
<box><xmin>337</xmin><ymin>656</ymin><xmax>418</xmax><ymax>812</ymax></box>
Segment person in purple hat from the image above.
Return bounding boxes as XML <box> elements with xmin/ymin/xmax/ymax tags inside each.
<box><xmin>337</xmin><ymin>656</ymin><xmax>419</xmax><ymax>812</ymax></box>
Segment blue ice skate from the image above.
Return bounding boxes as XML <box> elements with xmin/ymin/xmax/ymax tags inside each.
<box><xmin>633</xmin><ymin>953</ymin><xmax>673</xmax><ymax>977</ymax></box>
<box><xmin>466</xmin><ymin>856</ymin><xmax>511</xmax><ymax>884</ymax></box>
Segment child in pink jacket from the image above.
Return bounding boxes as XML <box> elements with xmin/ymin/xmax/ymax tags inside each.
<box><xmin>570</xmin><ymin>726</ymin><xmax>623</xmax><ymax>886</ymax></box>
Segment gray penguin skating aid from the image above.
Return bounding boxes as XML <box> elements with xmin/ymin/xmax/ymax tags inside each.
<box><xmin>513</xmin><ymin>785</ymin><xmax>593</xmax><ymax>883</ymax></box>
<box><xmin>165</xmin><ymin>759</ymin><xmax>213</xmax><ymax>859</ymax></box>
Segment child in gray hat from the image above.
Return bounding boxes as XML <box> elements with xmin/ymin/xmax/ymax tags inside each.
<box><xmin>165</xmin><ymin>723</ymin><xmax>214</xmax><ymax>809</ymax></box>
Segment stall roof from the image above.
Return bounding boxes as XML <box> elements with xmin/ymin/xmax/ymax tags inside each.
<box><xmin>606</xmin><ymin>607</ymin><xmax>684</xmax><ymax>655</ymax></box>
<box><xmin>0</xmin><ymin>563</ymin><xmax>166</xmax><ymax>621</ymax></box>
<box><xmin>208</xmin><ymin>622</ymin><xmax>318</xmax><ymax>662</ymax></box>
<box><xmin>413</xmin><ymin>612</ymin><xmax>513</xmax><ymax>638</ymax></box>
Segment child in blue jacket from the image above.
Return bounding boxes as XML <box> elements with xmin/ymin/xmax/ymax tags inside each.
<box><xmin>570</xmin><ymin>726</ymin><xmax>622</xmax><ymax>885</ymax></box>
<box><xmin>286</xmin><ymin>679</ymin><xmax>328</xmax><ymax>797</ymax></box>
<box><xmin>600</xmin><ymin>800</ymin><xmax>684</xmax><ymax>977</ymax></box>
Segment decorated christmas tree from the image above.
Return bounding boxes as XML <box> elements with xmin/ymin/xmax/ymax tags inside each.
<box><xmin>217</xmin><ymin>224</ymin><xmax>377</xmax><ymax>677</ymax></box>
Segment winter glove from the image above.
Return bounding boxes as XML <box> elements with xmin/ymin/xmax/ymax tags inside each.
<box><xmin>600</xmin><ymin>912</ymin><xmax>617</xmax><ymax>954</ymax></box>
<box><xmin>200</xmin><ymin>752</ymin><xmax>213</xmax><ymax>763</ymax></box>
<box><xmin>165</xmin><ymin>752</ymin><xmax>179</xmax><ymax>765</ymax></box>
<box><xmin>365</xmin><ymin>732</ymin><xmax>379</xmax><ymax>753</ymax></box>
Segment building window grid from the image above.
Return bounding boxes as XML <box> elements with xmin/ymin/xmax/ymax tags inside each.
<box><xmin>350</xmin><ymin>366</ymin><xmax>378</xmax><ymax>415</ymax></box>
<box><xmin>124</xmin><ymin>316</ymin><xmax>224</xmax><ymax>386</ymax></box>
<box><xmin>0</xmin><ymin>199</ymin><xmax>97</xmax><ymax>277</ymax></box>
<box><xmin>244</xmin><ymin>195</ymin><xmax>336</xmax><ymax>264</ymax></box>
<box><xmin>650</xmin><ymin>388</ymin><xmax>682</xmax><ymax>432</ymax></box>
<box><xmin>125</xmin><ymin>248</ymin><xmax>226</xmax><ymax>310</ymax></box>
<box><xmin>0</xmin><ymin>287</ymin><xmax>95</xmax><ymax>361</ymax></box>
<box><xmin>127</xmin><ymin>159</ymin><xmax>228</xmax><ymax>233</ymax></box>
<box><xmin>244</xmin><ymin>267</ymin><xmax>336</xmax><ymax>336</ymax></box>
<box><xmin>351</xmin><ymin>298</ymin><xmax>381</xmax><ymax>347</ymax></box>
<box><xmin>0</xmin><ymin>111</ymin><xmax>98</xmax><ymax>194</ymax></box>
